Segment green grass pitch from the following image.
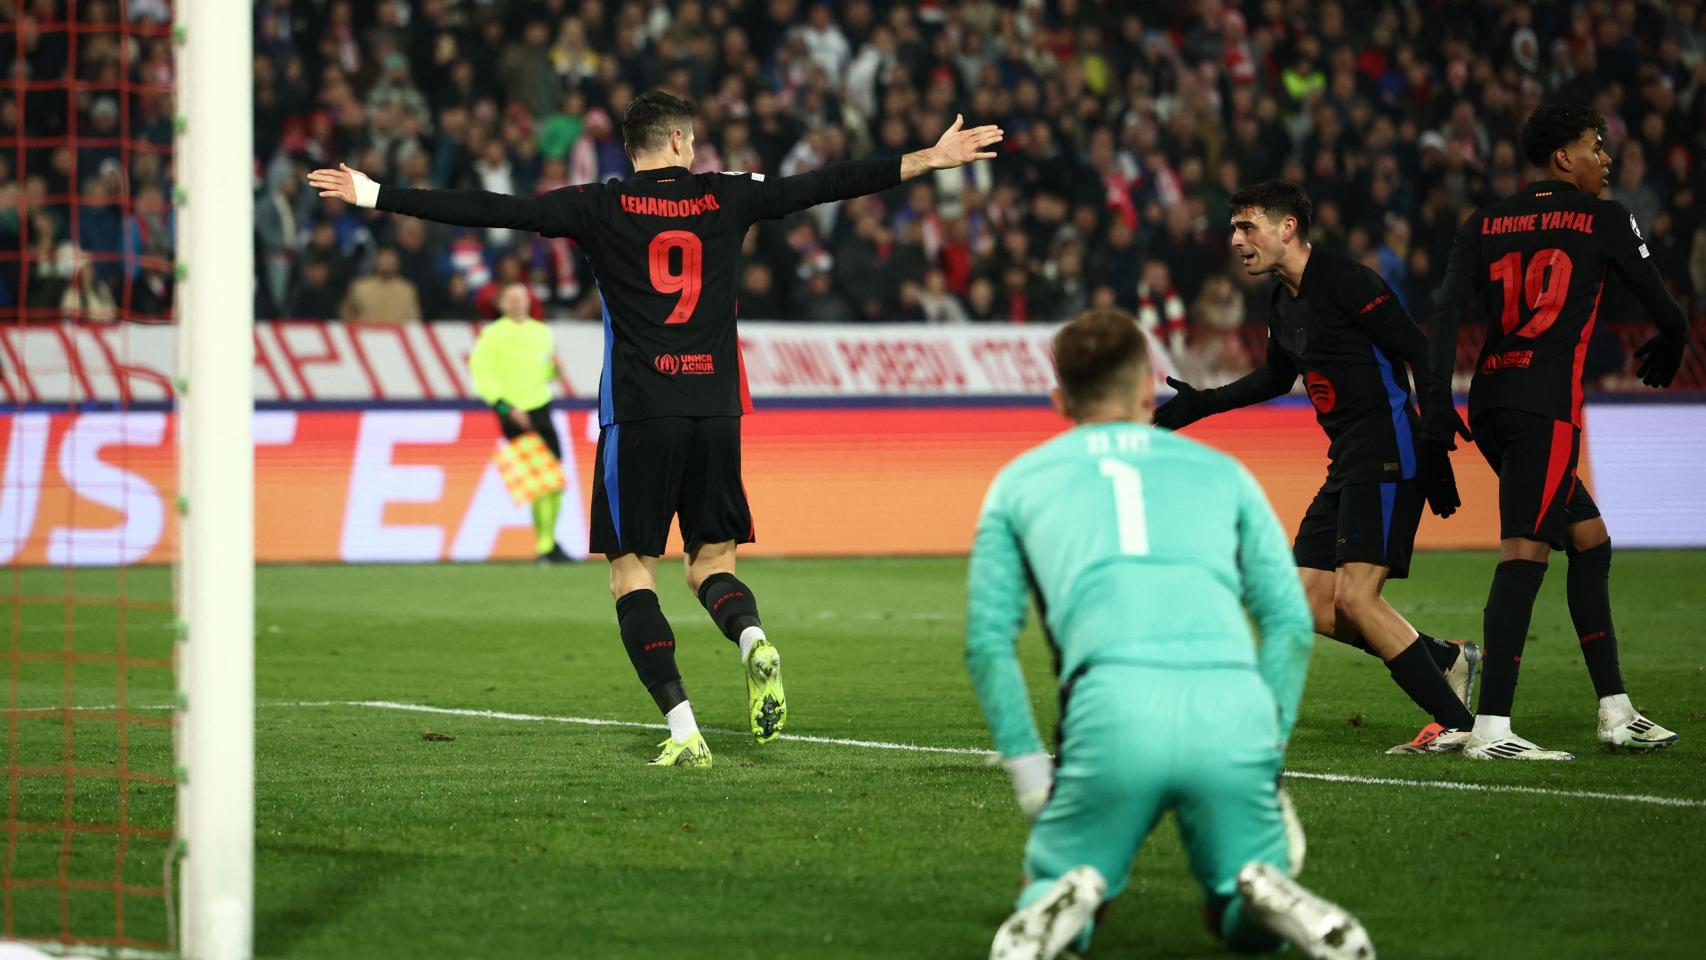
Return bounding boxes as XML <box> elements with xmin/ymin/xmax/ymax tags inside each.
<box><xmin>8</xmin><ymin>551</ymin><xmax>1706</xmax><ymax>958</ymax></box>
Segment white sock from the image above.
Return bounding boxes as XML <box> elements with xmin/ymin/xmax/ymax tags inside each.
<box><xmin>665</xmin><ymin>701</ymin><xmax>699</xmax><ymax>742</ymax></box>
<box><xmin>738</xmin><ymin>625</ymin><xmax>766</xmax><ymax>662</ymax></box>
<box><xmin>1599</xmin><ymin>693</ymin><xmax>1634</xmax><ymax>718</ymax></box>
<box><xmin>1473</xmin><ymin>714</ymin><xmax>1512</xmax><ymax>741</ymax></box>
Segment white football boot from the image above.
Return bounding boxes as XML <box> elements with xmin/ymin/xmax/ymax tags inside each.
<box><xmin>1236</xmin><ymin>861</ymin><xmax>1375</xmax><ymax>960</ymax></box>
<box><xmin>1597</xmin><ymin>695</ymin><xmax>1679</xmax><ymax>751</ymax></box>
<box><xmin>989</xmin><ymin>866</ymin><xmax>1106</xmax><ymax>960</ymax></box>
<box><xmin>1463</xmin><ymin>731</ymin><xmax>1575</xmax><ymax>761</ymax></box>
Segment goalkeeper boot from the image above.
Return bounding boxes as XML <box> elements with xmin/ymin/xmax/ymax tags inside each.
<box><xmin>1386</xmin><ymin>722</ymin><xmax>1471</xmax><ymax>755</ymax></box>
<box><xmin>649</xmin><ymin>732</ymin><xmax>713</xmax><ymax>768</ymax></box>
<box><xmin>1463</xmin><ymin>731</ymin><xmax>1574</xmax><ymax>761</ymax></box>
<box><xmin>1442</xmin><ymin>640</ymin><xmax>1481</xmax><ymax>709</ymax></box>
<box><xmin>744</xmin><ymin>633</ymin><xmax>786</xmax><ymax>743</ymax></box>
<box><xmin>1235</xmin><ymin>861</ymin><xmax>1375</xmax><ymax>960</ymax></box>
<box><xmin>1597</xmin><ymin>695</ymin><xmax>1679</xmax><ymax>751</ymax></box>
<box><xmin>989</xmin><ymin>866</ymin><xmax>1106</xmax><ymax>960</ymax></box>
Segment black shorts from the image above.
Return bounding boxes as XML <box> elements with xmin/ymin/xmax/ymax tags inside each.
<box><xmin>497</xmin><ymin>405</ymin><xmax>562</xmax><ymax>460</ymax></box>
<box><xmin>1293</xmin><ymin>479</ymin><xmax>1425</xmax><ymax>579</ymax></box>
<box><xmin>1470</xmin><ymin>407</ymin><xmax>1601</xmax><ymax>550</ymax></box>
<box><xmin>589</xmin><ymin>416</ymin><xmax>754</xmax><ymax>557</ymax></box>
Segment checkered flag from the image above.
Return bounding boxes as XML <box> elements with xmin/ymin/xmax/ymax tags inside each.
<box><xmin>494</xmin><ymin>433</ymin><xmax>566</xmax><ymax>506</ymax></box>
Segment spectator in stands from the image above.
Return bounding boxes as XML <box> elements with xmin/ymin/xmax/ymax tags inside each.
<box><xmin>340</xmin><ymin>247</ymin><xmax>421</xmax><ymax>324</ymax></box>
<box><xmin>392</xmin><ymin>217</ymin><xmax>446</xmax><ymax>317</ymax></box>
<box><xmin>436</xmin><ymin>274</ymin><xmax>482</xmax><ymax>322</ymax></box>
<box><xmin>793</xmin><ymin>263</ymin><xmax>856</xmax><ymax>324</ymax></box>
<box><xmin>62</xmin><ymin>259</ymin><xmax>117</xmax><ymax>324</ymax></box>
<box><xmin>739</xmin><ymin>262</ymin><xmax>786</xmax><ymax>320</ymax></box>
<box><xmin>909</xmin><ymin>268</ymin><xmax>971</xmax><ymax>324</ymax></box>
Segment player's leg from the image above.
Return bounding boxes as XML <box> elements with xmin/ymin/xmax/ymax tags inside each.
<box><xmin>1301</xmin><ymin>484</ymin><xmax>1474</xmax><ymax>750</ymax></box>
<box><xmin>1566</xmin><ymin>495</ymin><xmax>1680</xmax><ymax>750</ymax></box>
<box><xmin>1296</xmin><ymin>489</ymin><xmax>1462</xmax><ymax>676</ymax></box>
<box><xmin>591</xmin><ymin>421</ymin><xmax>705</xmax><ymax>766</ymax></box>
<box><xmin>1175</xmin><ymin>672</ymin><xmax>1372</xmax><ymax>959</ymax></box>
<box><xmin>1464</xmin><ymin>410</ymin><xmax>1573</xmax><ymax>760</ymax></box>
<box><xmin>526</xmin><ymin>406</ymin><xmax>569</xmax><ymax>563</ymax></box>
<box><xmin>993</xmin><ymin>668</ymin><xmax>1164</xmax><ymax>960</ymax></box>
<box><xmin>677</xmin><ymin>416</ymin><xmax>782</xmax><ymax>742</ymax></box>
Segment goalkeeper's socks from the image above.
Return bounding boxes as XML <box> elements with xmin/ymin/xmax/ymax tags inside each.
<box><xmin>696</xmin><ymin>572</ymin><xmax>762</xmax><ymax>645</ymax></box>
<box><xmin>1566</xmin><ymin>541</ymin><xmax>1626</xmax><ymax>698</ymax></box>
<box><xmin>1386</xmin><ymin>637</ymin><xmax>1474</xmax><ymax>729</ymax></box>
<box><xmin>1478</xmin><ymin>559</ymin><xmax>1548</xmax><ymax>717</ymax></box>
<box><xmin>616</xmin><ymin>589</ymin><xmax>687</xmax><ymax>714</ymax></box>
<box><xmin>664</xmin><ymin>701</ymin><xmax>699</xmax><ymax>743</ymax></box>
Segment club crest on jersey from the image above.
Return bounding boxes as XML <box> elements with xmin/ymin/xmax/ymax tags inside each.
<box><xmin>1305</xmin><ymin>371</ymin><xmax>1336</xmax><ymax>412</ymax></box>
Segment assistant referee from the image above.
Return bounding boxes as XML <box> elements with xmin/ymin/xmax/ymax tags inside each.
<box><xmin>470</xmin><ymin>282</ymin><xmax>572</xmax><ymax>564</ymax></box>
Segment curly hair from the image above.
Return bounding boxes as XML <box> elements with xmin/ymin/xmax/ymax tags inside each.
<box><xmin>1519</xmin><ymin>103</ymin><xmax>1605</xmax><ymax>169</ymax></box>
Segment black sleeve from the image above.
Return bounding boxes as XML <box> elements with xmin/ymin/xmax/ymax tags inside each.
<box><xmin>1346</xmin><ymin>263</ymin><xmax>1430</xmax><ymax>394</ymax></box>
<box><xmin>1204</xmin><ymin>334</ymin><xmax>1299</xmax><ymax>412</ymax></box>
<box><xmin>375</xmin><ymin>183</ymin><xmax>596</xmax><ymax>239</ymax></box>
<box><xmin>1601</xmin><ymin>203</ymin><xmax>1689</xmax><ymax>343</ymax></box>
<box><xmin>726</xmin><ymin>157</ymin><xmax>904</xmax><ymax>223</ymax></box>
<box><xmin>1426</xmin><ymin>214</ymin><xmax>1482</xmax><ymax>405</ymax></box>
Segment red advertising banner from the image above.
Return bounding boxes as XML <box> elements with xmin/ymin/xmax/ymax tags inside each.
<box><xmin>1</xmin><ymin>404</ymin><xmax>1543</xmax><ymax>565</ymax></box>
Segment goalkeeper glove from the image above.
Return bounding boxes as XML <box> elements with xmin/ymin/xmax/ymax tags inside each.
<box><xmin>1152</xmin><ymin>377</ymin><xmax>1215</xmax><ymax>431</ymax></box>
<box><xmin>1001</xmin><ymin>751</ymin><xmax>1053</xmax><ymax>821</ymax></box>
<box><xmin>1417</xmin><ymin>440</ymin><xmax>1461</xmax><ymax>519</ymax></box>
<box><xmin>1633</xmin><ymin>335</ymin><xmax>1685</xmax><ymax>389</ymax></box>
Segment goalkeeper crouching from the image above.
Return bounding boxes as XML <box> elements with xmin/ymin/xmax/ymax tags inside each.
<box><xmin>967</xmin><ymin>309</ymin><xmax>1373</xmax><ymax>960</ymax></box>
<box><xmin>471</xmin><ymin>282</ymin><xmax>573</xmax><ymax>564</ymax></box>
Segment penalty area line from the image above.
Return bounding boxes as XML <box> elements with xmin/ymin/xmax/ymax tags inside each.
<box><xmin>288</xmin><ymin>700</ymin><xmax>1706</xmax><ymax>809</ymax></box>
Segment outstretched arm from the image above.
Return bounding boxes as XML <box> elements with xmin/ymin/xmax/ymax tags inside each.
<box><xmin>307</xmin><ymin>163</ymin><xmax>592</xmax><ymax>238</ymax></box>
<box><xmin>1153</xmin><ymin>338</ymin><xmax>1298</xmax><ymax>430</ymax></box>
<box><xmin>735</xmin><ymin>114</ymin><xmax>1003</xmax><ymax>222</ymax></box>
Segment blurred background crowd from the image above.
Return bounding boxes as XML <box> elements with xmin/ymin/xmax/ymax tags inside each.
<box><xmin>6</xmin><ymin>0</ymin><xmax>1706</xmax><ymax>381</ymax></box>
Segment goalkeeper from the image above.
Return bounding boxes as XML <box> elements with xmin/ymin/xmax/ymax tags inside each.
<box><xmin>471</xmin><ymin>282</ymin><xmax>572</xmax><ymax>564</ymax></box>
<box><xmin>969</xmin><ymin>309</ymin><xmax>1371</xmax><ymax>960</ymax></box>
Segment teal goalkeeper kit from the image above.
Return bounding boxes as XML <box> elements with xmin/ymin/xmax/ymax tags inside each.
<box><xmin>965</xmin><ymin>422</ymin><xmax>1316</xmax><ymax>926</ymax></box>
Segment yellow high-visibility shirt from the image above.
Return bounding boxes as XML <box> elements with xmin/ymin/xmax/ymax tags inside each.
<box><xmin>469</xmin><ymin>315</ymin><xmax>557</xmax><ymax>412</ymax></box>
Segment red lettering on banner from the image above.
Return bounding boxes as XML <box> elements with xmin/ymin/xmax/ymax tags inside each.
<box><xmin>348</xmin><ymin>325</ymin><xmax>440</xmax><ymax>400</ymax></box>
<box><xmin>252</xmin><ymin>328</ymin><xmax>291</xmax><ymax>399</ymax></box>
<box><xmin>839</xmin><ymin>340</ymin><xmax>970</xmax><ymax>391</ymax></box>
<box><xmin>971</xmin><ymin>339</ymin><xmax>1054</xmax><ymax>393</ymax></box>
<box><xmin>0</xmin><ymin>329</ymin><xmax>38</xmax><ymax>402</ymax></box>
<box><xmin>270</xmin><ymin>321</ymin><xmax>344</xmax><ymax>399</ymax></box>
<box><xmin>50</xmin><ymin>325</ymin><xmax>97</xmax><ymax>402</ymax></box>
<box><xmin>766</xmin><ymin>340</ymin><xmax>844</xmax><ymax>389</ymax></box>
<box><xmin>340</xmin><ymin>326</ymin><xmax>388</xmax><ymax>399</ymax></box>
<box><xmin>421</xmin><ymin>323</ymin><xmax>474</xmax><ymax>400</ymax></box>
<box><xmin>86</xmin><ymin>325</ymin><xmax>175</xmax><ymax>404</ymax></box>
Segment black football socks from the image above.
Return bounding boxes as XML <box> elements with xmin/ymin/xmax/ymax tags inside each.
<box><xmin>696</xmin><ymin>572</ymin><xmax>762</xmax><ymax>644</ymax></box>
<box><xmin>617</xmin><ymin>589</ymin><xmax>686</xmax><ymax>714</ymax></box>
<box><xmin>1566</xmin><ymin>541</ymin><xmax>1625</xmax><ymax>698</ymax></box>
<box><xmin>1478</xmin><ymin>559</ymin><xmax>1548</xmax><ymax>718</ymax></box>
<box><xmin>1386</xmin><ymin>637</ymin><xmax>1474</xmax><ymax>729</ymax></box>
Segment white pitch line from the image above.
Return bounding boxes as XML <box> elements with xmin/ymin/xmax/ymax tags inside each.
<box><xmin>1281</xmin><ymin>770</ymin><xmax>1706</xmax><ymax>808</ymax></box>
<box><xmin>16</xmin><ymin>699</ymin><xmax>1704</xmax><ymax>809</ymax></box>
<box><xmin>298</xmin><ymin>700</ymin><xmax>1706</xmax><ymax>809</ymax></box>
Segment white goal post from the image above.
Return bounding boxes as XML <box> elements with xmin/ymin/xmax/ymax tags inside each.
<box><xmin>174</xmin><ymin>0</ymin><xmax>255</xmax><ymax>958</ymax></box>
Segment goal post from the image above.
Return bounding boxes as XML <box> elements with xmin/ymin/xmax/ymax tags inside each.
<box><xmin>174</xmin><ymin>0</ymin><xmax>255</xmax><ymax>957</ymax></box>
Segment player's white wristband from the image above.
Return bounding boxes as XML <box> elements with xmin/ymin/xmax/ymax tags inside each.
<box><xmin>1002</xmin><ymin>751</ymin><xmax>1053</xmax><ymax>818</ymax></box>
<box><xmin>352</xmin><ymin>170</ymin><xmax>380</xmax><ymax>209</ymax></box>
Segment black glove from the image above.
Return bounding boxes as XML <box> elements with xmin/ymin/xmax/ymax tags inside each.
<box><xmin>1152</xmin><ymin>377</ymin><xmax>1214</xmax><ymax>430</ymax></box>
<box><xmin>1417</xmin><ymin>441</ymin><xmax>1461</xmax><ymax>519</ymax></box>
<box><xmin>1633</xmin><ymin>335</ymin><xmax>1685</xmax><ymax>389</ymax></box>
<box><xmin>1420</xmin><ymin>396</ymin><xmax>1473</xmax><ymax>450</ymax></box>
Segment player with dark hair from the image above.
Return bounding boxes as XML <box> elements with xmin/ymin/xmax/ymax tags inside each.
<box><xmin>1154</xmin><ymin>180</ymin><xmax>1480</xmax><ymax>755</ymax></box>
<box><xmin>310</xmin><ymin>90</ymin><xmax>1004</xmax><ymax>766</ymax></box>
<box><xmin>1423</xmin><ymin>102</ymin><xmax>1687</xmax><ymax>760</ymax></box>
<box><xmin>972</xmin><ymin>308</ymin><xmax>1371</xmax><ymax>960</ymax></box>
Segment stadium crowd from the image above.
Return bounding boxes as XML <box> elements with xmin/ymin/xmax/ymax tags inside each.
<box><xmin>6</xmin><ymin>1</ymin><xmax>1706</xmax><ymax>377</ymax></box>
